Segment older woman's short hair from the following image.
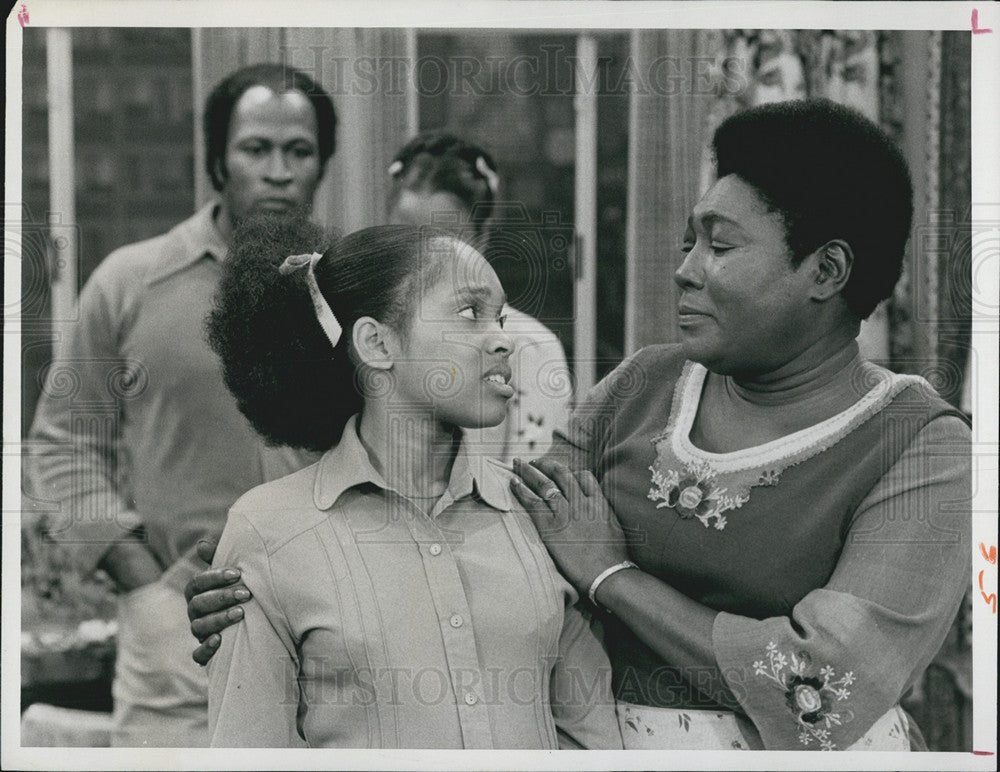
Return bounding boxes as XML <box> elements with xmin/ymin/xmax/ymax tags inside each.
<box><xmin>713</xmin><ymin>99</ymin><xmax>913</xmax><ymax>320</ymax></box>
<box><xmin>203</xmin><ymin>63</ymin><xmax>338</xmax><ymax>192</ymax></box>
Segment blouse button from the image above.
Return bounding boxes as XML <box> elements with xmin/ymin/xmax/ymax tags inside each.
<box><xmin>429</xmin><ymin>543</ymin><xmax>442</xmax><ymax>556</ymax></box>
<box><xmin>464</xmin><ymin>692</ymin><xmax>478</xmax><ymax>706</ymax></box>
<box><xmin>449</xmin><ymin>614</ymin><xmax>463</xmax><ymax>628</ymax></box>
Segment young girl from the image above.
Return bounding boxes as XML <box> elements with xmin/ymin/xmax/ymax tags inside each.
<box><xmin>204</xmin><ymin>216</ymin><xmax>620</xmax><ymax>749</ymax></box>
<box><xmin>185</xmin><ymin>132</ymin><xmax>575</xmax><ymax>666</ymax></box>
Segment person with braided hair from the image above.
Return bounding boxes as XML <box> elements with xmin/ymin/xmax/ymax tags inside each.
<box><xmin>386</xmin><ymin>131</ymin><xmax>572</xmax><ymax>464</ymax></box>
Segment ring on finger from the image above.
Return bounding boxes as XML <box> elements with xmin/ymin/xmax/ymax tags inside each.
<box><xmin>542</xmin><ymin>486</ymin><xmax>561</xmax><ymax>501</ymax></box>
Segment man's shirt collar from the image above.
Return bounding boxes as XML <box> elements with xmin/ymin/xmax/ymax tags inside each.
<box><xmin>146</xmin><ymin>202</ymin><xmax>229</xmax><ymax>286</ymax></box>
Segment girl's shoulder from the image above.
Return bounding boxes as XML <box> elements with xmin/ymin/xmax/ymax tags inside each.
<box><xmin>226</xmin><ymin>462</ymin><xmax>330</xmax><ymax>551</ymax></box>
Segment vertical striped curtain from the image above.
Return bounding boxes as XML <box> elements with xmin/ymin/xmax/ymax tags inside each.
<box><xmin>624</xmin><ymin>30</ymin><xmax>717</xmax><ymax>353</ymax></box>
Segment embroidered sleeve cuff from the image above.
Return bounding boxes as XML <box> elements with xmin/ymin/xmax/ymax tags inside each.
<box><xmin>712</xmin><ymin>593</ymin><xmax>901</xmax><ymax>751</ymax></box>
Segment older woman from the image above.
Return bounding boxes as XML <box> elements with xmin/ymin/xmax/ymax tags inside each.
<box><xmin>511</xmin><ymin>99</ymin><xmax>970</xmax><ymax>751</ymax></box>
<box><xmin>185</xmin><ymin>100</ymin><xmax>969</xmax><ymax>751</ymax></box>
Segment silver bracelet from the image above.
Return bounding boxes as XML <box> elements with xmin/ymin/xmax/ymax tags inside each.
<box><xmin>587</xmin><ymin>560</ymin><xmax>639</xmax><ymax>606</ymax></box>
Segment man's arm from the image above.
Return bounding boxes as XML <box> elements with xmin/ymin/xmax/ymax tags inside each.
<box><xmin>26</xmin><ymin>256</ymin><xmax>162</xmax><ymax>590</ymax></box>
<box><xmin>99</xmin><ymin>538</ymin><xmax>163</xmax><ymax>591</ymax></box>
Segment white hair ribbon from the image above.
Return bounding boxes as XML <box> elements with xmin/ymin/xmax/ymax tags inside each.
<box><xmin>475</xmin><ymin>156</ymin><xmax>500</xmax><ymax>196</ymax></box>
<box><xmin>278</xmin><ymin>252</ymin><xmax>343</xmax><ymax>349</ymax></box>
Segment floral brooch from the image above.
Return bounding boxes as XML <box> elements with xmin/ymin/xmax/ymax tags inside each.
<box><xmin>648</xmin><ymin>460</ymin><xmax>751</xmax><ymax>530</ymax></box>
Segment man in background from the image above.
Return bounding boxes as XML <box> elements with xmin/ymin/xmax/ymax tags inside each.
<box><xmin>27</xmin><ymin>62</ymin><xmax>336</xmax><ymax>747</ymax></box>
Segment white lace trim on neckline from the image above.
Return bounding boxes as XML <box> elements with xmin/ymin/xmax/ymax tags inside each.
<box><xmin>665</xmin><ymin>361</ymin><xmax>928</xmax><ymax>474</ymax></box>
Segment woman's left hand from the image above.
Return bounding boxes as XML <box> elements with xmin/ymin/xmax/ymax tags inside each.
<box><xmin>510</xmin><ymin>457</ymin><xmax>631</xmax><ymax>593</ymax></box>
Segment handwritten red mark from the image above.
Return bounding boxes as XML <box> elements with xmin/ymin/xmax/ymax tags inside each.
<box><xmin>979</xmin><ymin>570</ymin><xmax>997</xmax><ymax>614</ymax></box>
<box><xmin>972</xmin><ymin>9</ymin><xmax>993</xmax><ymax>34</ymax></box>
<box><xmin>980</xmin><ymin>543</ymin><xmax>998</xmax><ymax>613</ymax></box>
<box><xmin>973</xmin><ymin>750</ymin><xmax>995</xmax><ymax>756</ymax></box>
<box><xmin>17</xmin><ymin>3</ymin><xmax>29</xmax><ymax>27</ymax></box>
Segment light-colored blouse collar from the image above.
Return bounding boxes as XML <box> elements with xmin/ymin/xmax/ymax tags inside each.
<box><xmin>313</xmin><ymin>414</ymin><xmax>513</xmax><ymax>515</ymax></box>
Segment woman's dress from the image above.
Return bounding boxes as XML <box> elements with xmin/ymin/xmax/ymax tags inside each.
<box><xmin>550</xmin><ymin>345</ymin><xmax>970</xmax><ymax>750</ymax></box>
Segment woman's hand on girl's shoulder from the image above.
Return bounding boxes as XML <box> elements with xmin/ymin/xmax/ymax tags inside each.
<box><xmin>185</xmin><ymin>538</ymin><xmax>252</xmax><ymax>666</ymax></box>
<box><xmin>510</xmin><ymin>457</ymin><xmax>631</xmax><ymax>594</ymax></box>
